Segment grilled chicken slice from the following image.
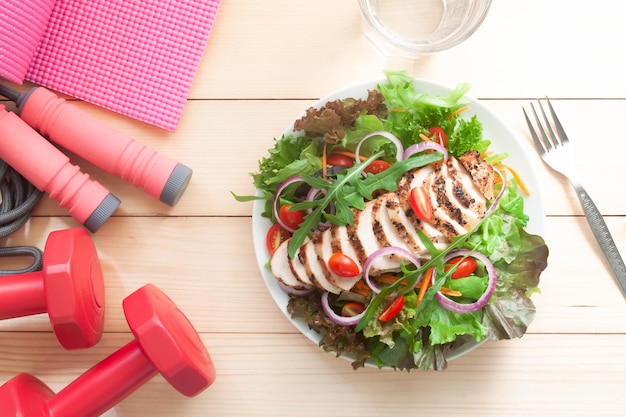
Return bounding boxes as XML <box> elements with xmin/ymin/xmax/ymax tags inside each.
<box><xmin>302</xmin><ymin>239</ymin><xmax>341</xmax><ymax>293</ymax></box>
<box><xmin>398</xmin><ymin>156</ymin><xmax>490</xmax><ymax>241</ymax></box>
<box><xmin>270</xmin><ymin>152</ymin><xmax>495</xmax><ymax>294</ymax></box>
<box><xmin>270</xmin><ymin>242</ymin><xmax>313</xmax><ymax>290</ymax></box>
<box><xmin>319</xmin><ymin>227</ymin><xmax>362</xmax><ymax>291</ymax></box>
<box><xmin>459</xmin><ymin>150</ymin><xmax>495</xmax><ymax>200</ymax></box>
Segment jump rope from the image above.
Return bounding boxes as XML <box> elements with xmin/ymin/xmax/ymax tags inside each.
<box><xmin>0</xmin><ymin>82</ymin><xmax>192</xmax><ymax>273</ymax></box>
<box><xmin>0</xmin><ymin>83</ymin><xmax>217</xmax><ymax>413</ymax></box>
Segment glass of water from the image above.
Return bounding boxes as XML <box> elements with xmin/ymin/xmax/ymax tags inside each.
<box><xmin>359</xmin><ymin>0</ymin><xmax>492</xmax><ymax>58</ymax></box>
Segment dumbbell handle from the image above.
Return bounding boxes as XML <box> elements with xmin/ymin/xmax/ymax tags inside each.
<box><xmin>0</xmin><ymin>284</ymin><xmax>214</xmax><ymax>417</ymax></box>
<box><xmin>0</xmin><ymin>273</ymin><xmax>46</xmax><ymax>319</ymax></box>
<box><xmin>18</xmin><ymin>87</ymin><xmax>192</xmax><ymax>206</ymax></box>
<box><xmin>48</xmin><ymin>340</ymin><xmax>157</xmax><ymax>417</ymax></box>
<box><xmin>0</xmin><ymin>106</ymin><xmax>119</xmax><ymax>232</ymax></box>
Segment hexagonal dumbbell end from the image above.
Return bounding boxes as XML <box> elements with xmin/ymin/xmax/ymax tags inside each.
<box><xmin>0</xmin><ymin>227</ymin><xmax>105</xmax><ymax>349</ymax></box>
<box><xmin>124</xmin><ymin>283</ymin><xmax>215</xmax><ymax>397</ymax></box>
<box><xmin>0</xmin><ymin>284</ymin><xmax>215</xmax><ymax>417</ymax></box>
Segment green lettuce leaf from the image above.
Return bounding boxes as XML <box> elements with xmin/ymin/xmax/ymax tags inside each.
<box><xmin>377</xmin><ymin>70</ymin><xmax>487</xmax><ymax>157</ymax></box>
<box><xmin>484</xmin><ymin>229</ymin><xmax>548</xmax><ymax>339</ymax></box>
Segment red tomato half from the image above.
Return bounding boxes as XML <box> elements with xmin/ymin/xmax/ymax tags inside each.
<box><xmin>445</xmin><ymin>256</ymin><xmax>478</xmax><ymax>279</ymax></box>
<box><xmin>428</xmin><ymin>126</ymin><xmax>447</xmax><ymax>147</ymax></box>
<box><xmin>279</xmin><ymin>204</ymin><xmax>305</xmax><ymax>230</ymax></box>
<box><xmin>326</xmin><ymin>153</ymin><xmax>354</xmax><ymax>168</ymax></box>
<box><xmin>341</xmin><ymin>302</ymin><xmax>365</xmax><ymax>317</ymax></box>
<box><xmin>379</xmin><ymin>295</ymin><xmax>405</xmax><ymax>322</ymax></box>
<box><xmin>266</xmin><ymin>223</ymin><xmax>291</xmax><ymax>255</ymax></box>
<box><xmin>328</xmin><ymin>252</ymin><xmax>360</xmax><ymax>277</ymax></box>
<box><xmin>409</xmin><ymin>186</ymin><xmax>433</xmax><ymax>222</ymax></box>
<box><xmin>364</xmin><ymin>160</ymin><xmax>391</xmax><ymax>174</ymax></box>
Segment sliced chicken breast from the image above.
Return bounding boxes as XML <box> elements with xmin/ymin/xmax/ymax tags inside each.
<box><xmin>270</xmin><ymin>152</ymin><xmax>495</xmax><ymax>293</ymax></box>
<box><xmin>270</xmin><ymin>242</ymin><xmax>312</xmax><ymax>290</ymax></box>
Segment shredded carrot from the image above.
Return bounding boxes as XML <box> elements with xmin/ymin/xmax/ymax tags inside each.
<box><xmin>330</xmin><ymin>149</ymin><xmax>368</xmax><ymax>162</ymax></box>
<box><xmin>351</xmin><ymin>280</ymin><xmax>371</xmax><ymax>298</ymax></box>
<box><xmin>440</xmin><ymin>287</ymin><xmax>462</xmax><ymax>297</ymax></box>
<box><xmin>499</xmin><ymin>164</ymin><xmax>531</xmax><ymax>196</ymax></box>
<box><xmin>390</xmin><ymin>108</ymin><xmax>406</xmax><ymax>113</ymax></box>
<box><xmin>417</xmin><ymin>266</ymin><xmax>434</xmax><ymax>306</ymax></box>
<box><xmin>448</xmin><ymin>105</ymin><xmax>469</xmax><ymax>119</ymax></box>
<box><xmin>376</xmin><ymin>274</ymin><xmax>408</xmax><ymax>286</ymax></box>
<box><xmin>487</xmin><ymin>153</ymin><xmax>507</xmax><ymax>166</ymax></box>
<box><xmin>322</xmin><ymin>142</ymin><xmax>328</xmax><ymax>180</ymax></box>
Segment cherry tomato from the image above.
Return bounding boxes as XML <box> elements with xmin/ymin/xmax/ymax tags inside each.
<box><xmin>428</xmin><ymin>126</ymin><xmax>447</xmax><ymax>147</ymax></box>
<box><xmin>279</xmin><ymin>204</ymin><xmax>305</xmax><ymax>230</ymax></box>
<box><xmin>409</xmin><ymin>186</ymin><xmax>433</xmax><ymax>222</ymax></box>
<box><xmin>266</xmin><ymin>223</ymin><xmax>291</xmax><ymax>255</ymax></box>
<box><xmin>364</xmin><ymin>160</ymin><xmax>392</xmax><ymax>174</ymax></box>
<box><xmin>379</xmin><ymin>295</ymin><xmax>405</xmax><ymax>322</ymax></box>
<box><xmin>445</xmin><ymin>256</ymin><xmax>478</xmax><ymax>279</ymax></box>
<box><xmin>341</xmin><ymin>302</ymin><xmax>365</xmax><ymax>317</ymax></box>
<box><xmin>326</xmin><ymin>153</ymin><xmax>354</xmax><ymax>168</ymax></box>
<box><xmin>328</xmin><ymin>252</ymin><xmax>360</xmax><ymax>277</ymax></box>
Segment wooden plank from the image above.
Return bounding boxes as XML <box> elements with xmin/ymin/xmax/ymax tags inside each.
<box><xmin>0</xmin><ymin>332</ymin><xmax>624</xmax><ymax>417</ymax></box>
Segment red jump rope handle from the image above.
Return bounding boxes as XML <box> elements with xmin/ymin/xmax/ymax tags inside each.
<box><xmin>0</xmin><ymin>105</ymin><xmax>119</xmax><ymax>232</ymax></box>
<box><xmin>18</xmin><ymin>87</ymin><xmax>192</xmax><ymax>206</ymax></box>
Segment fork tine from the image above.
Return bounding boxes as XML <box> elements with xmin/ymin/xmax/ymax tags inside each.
<box><xmin>536</xmin><ymin>100</ymin><xmax>560</xmax><ymax>148</ymax></box>
<box><xmin>545</xmin><ymin>98</ymin><xmax>570</xmax><ymax>145</ymax></box>
<box><xmin>522</xmin><ymin>106</ymin><xmax>548</xmax><ymax>154</ymax></box>
<box><xmin>529</xmin><ymin>101</ymin><xmax>556</xmax><ymax>151</ymax></box>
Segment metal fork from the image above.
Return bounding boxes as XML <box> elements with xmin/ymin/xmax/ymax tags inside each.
<box><xmin>523</xmin><ymin>99</ymin><xmax>626</xmax><ymax>298</ymax></box>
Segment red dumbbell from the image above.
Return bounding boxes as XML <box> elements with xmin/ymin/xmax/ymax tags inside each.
<box><xmin>0</xmin><ymin>284</ymin><xmax>216</xmax><ymax>417</ymax></box>
<box><xmin>0</xmin><ymin>227</ymin><xmax>104</xmax><ymax>349</ymax></box>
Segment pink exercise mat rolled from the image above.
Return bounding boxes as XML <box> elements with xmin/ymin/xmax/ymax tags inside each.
<box><xmin>0</xmin><ymin>0</ymin><xmax>56</xmax><ymax>84</ymax></box>
<box><xmin>0</xmin><ymin>0</ymin><xmax>221</xmax><ymax>131</ymax></box>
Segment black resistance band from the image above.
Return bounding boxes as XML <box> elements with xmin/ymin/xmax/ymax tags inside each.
<box><xmin>0</xmin><ymin>159</ymin><xmax>43</xmax><ymax>274</ymax></box>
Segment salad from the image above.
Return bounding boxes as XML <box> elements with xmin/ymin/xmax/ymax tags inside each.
<box><xmin>236</xmin><ymin>71</ymin><xmax>548</xmax><ymax>371</ymax></box>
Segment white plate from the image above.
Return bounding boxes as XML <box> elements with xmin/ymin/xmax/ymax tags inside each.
<box><xmin>252</xmin><ymin>77</ymin><xmax>544</xmax><ymax>365</ymax></box>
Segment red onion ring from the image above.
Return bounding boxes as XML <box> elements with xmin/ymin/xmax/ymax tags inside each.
<box><xmin>362</xmin><ymin>246</ymin><xmax>421</xmax><ymax>295</ymax></box>
<box><xmin>321</xmin><ymin>291</ymin><xmax>365</xmax><ymax>326</ymax></box>
<box><xmin>403</xmin><ymin>141</ymin><xmax>449</xmax><ymax>162</ymax></box>
<box><xmin>355</xmin><ymin>131</ymin><xmax>404</xmax><ymax>163</ymax></box>
<box><xmin>304</xmin><ymin>186</ymin><xmax>335</xmax><ymax>230</ymax></box>
<box><xmin>273</xmin><ymin>176</ymin><xmax>305</xmax><ymax>233</ymax></box>
<box><xmin>436</xmin><ymin>249</ymin><xmax>497</xmax><ymax>314</ymax></box>
<box><xmin>305</xmin><ymin>186</ymin><xmax>325</xmax><ymax>203</ymax></box>
<box><xmin>278</xmin><ymin>280</ymin><xmax>315</xmax><ymax>297</ymax></box>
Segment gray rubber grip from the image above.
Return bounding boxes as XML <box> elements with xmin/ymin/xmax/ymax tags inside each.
<box><xmin>83</xmin><ymin>193</ymin><xmax>121</xmax><ymax>232</ymax></box>
<box><xmin>160</xmin><ymin>163</ymin><xmax>192</xmax><ymax>206</ymax></box>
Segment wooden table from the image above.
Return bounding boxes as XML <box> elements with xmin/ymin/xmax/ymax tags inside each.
<box><xmin>1</xmin><ymin>1</ymin><xmax>626</xmax><ymax>416</ymax></box>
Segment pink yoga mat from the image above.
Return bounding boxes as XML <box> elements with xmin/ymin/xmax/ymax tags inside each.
<box><xmin>0</xmin><ymin>0</ymin><xmax>221</xmax><ymax>131</ymax></box>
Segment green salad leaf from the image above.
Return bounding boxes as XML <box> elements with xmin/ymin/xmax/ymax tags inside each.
<box><xmin>287</xmin><ymin>151</ymin><xmax>443</xmax><ymax>257</ymax></box>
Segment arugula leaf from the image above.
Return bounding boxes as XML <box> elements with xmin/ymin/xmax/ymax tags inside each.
<box><xmin>287</xmin><ymin>151</ymin><xmax>444</xmax><ymax>258</ymax></box>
